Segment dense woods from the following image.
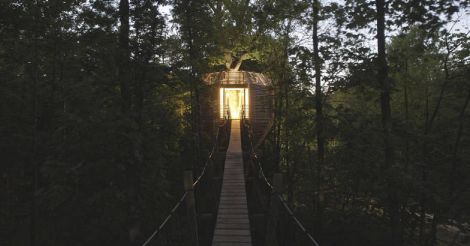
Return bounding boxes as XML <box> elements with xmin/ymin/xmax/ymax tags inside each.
<box><xmin>1</xmin><ymin>0</ymin><xmax>470</xmax><ymax>245</ymax></box>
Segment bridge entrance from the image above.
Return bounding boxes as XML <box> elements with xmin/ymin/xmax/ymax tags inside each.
<box><xmin>219</xmin><ymin>88</ymin><xmax>249</xmax><ymax>119</ymax></box>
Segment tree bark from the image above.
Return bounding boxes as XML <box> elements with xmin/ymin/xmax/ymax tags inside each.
<box><xmin>28</xmin><ymin>2</ymin><xmax>41</xmax><ymax>245</ymax></box>
<box><xmin>183</xmin><ymin>0</ymin><xmax>201</xmax><ymax>169</ymax></box>
<box><xmin>283</xmin><ymin>21</ymin><xmax>292</xmax><ymax>204</ymax></box>
<box><xmin>376</xmin><ymin>0</ymin><xmax>402</xmax><ymax>244</ymax></box>
<box><xmin>312</xmin><ymin>0</ymin><xmax>324</xmax><ymax>234</ymax></box>
<box><xmin>419</xmin><ymin>40</ymin><xmax>452</xmax><ymax>246</ymax></box>
<box><xmin>449</xmin><ymin>87</ymin><xmax>470</xmax><ymax>198</ymax></box>
<box><xmin>118</xmin><ymin>0</ymin><xmax>141</xmax><ymax>244</ymax></box>
<box><xmin>403</xmin><ymin>60</ymin><xmax>410</xmax><ymax>171</ymax></box>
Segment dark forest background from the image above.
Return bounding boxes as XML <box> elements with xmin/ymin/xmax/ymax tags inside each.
<box><xmin>1</xmin><ymin>0</ymin><xmax>470</xmax><ymax>245</ymax></box>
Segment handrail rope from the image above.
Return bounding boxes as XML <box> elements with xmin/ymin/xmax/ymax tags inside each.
<box><xmin>192</xmin><ymin>119</ymin><xmax>228</xmax><ymax>187</ymax></box>
<box><xmin>192</xmin><ymin>143</ymin><xmax>214</xmax><ymax>187</ymax></box>
<box><xmin>277</xmin><ymin>193</ymin><xmax>320</xmax><ymax>246</ymax></box>
<box><xmin>253</xmin><ymin>154</ymin><xmax>274</xmax><ymax>190</ymax></box>
<box><xmin>242</xmin><ymin>118</ymin><xmax>319</xmax><ymax>246</ymax></box>
<box><xmin>141</xmin><ymin>120</ymin><xmax>228</xmax><ymax>246</ymax></box>
<box><xmin>242</xmin><ymin>119</ymin><xmax>273</xmax><ymax>190</ymax></box>
<box><xmin>142</xmin><ymin>191</ymin><xmax>188</xmax><ymax>246</ymax></box>
<box><xmin>194</xmin><ymin>120</ymin><xmax>227</xmax><ymax>183</ymax></box>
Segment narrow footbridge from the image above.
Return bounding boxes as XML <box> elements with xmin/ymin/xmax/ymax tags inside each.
<box><xmin>212</xmin><ymin>120</ymin><xmax>252</xmax><ymax>245</ymax></box>
<box><xmin>141</xmin><ymin>119</ymin><xmax>320</xmax><ymax>246</ymax></box>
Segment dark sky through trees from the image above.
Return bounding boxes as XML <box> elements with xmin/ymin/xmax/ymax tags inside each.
<box><xmin>1</xmin><ymin>1</ymin><xmax>470</xmax><ymax>245</ymax></box>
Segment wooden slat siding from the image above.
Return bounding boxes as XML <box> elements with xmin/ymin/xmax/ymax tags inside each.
<box><xmin>212</xmin><ymin>120</ymin><xmax>252</xmax><ymax>246</ymax></box>
<box><xmin>250</xmin><ymin>84</ymin><xmax>274</xmax><ymax>148</ymax></box>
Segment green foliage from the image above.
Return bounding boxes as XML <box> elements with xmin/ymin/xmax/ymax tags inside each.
<box><xmin>0</xmin><ymin>1</ymin><xmax>190</xmax><ymax>245</ymax></box>
<box><xmin>1</xmin><ymin>0</ymin><xmax>470</xmax><ymax>246</ymax></box>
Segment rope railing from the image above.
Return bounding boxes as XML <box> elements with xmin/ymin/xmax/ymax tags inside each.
<box><xmin>241</xmin><ymin>117</ymin><xmax>320</xmax><ymax>246</ymax></box>
<box><xmin>241</xmin><ymin>118</ymin><xmax>274</xmax><ymax>190</ymax></box>
<box><xmin>141</xmin><ymin>192</ymin><xmax>188</xmax><ymax>246</ymax></box>
<box><xmin>277</xmin><ymin>194</ymin><xmax>320</xmax><ymax>246</ymax></box>
<box><xmin>193</xmin><ymin>119</ymin><xmax>229</xmax><ymax>188</ymax></box>
<box><xmin>251</xmin><ymin>150</ymin><xmax>273</xmax><ymax>190</ymax></box>
<box><xmin>141</xmin><ymin>120</ymin><xmax>229</xmax><ymax>246</ymax></box>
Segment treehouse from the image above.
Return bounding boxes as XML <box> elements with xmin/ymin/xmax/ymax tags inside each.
<box><xmin>201</xmin><ymin>70</ymin><xmax>274</xmax><ymax>148</ymax></box>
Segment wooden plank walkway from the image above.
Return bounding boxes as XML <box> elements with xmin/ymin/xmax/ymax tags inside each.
<box><xmin>212</xmin><ymin>120</ymin><xmax>252</xmax><ymax>246</ymax></box>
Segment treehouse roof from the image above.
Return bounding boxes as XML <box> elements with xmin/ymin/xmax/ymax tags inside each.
<box><xmin>202</xmin><ymin>70</ymin><xmax>272</xmax><ymax>87</ymax></box>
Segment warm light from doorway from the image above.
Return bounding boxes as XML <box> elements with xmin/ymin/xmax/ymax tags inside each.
<box><xmin>219</xmin><ymin>88</ymin><xmax>249</xmax><ymax>119</ymax></box>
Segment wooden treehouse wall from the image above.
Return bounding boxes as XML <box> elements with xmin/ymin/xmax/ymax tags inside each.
<box><xmin>200</xmin><ymin>71</ymin><xmax>274</xmax><ymax>150</ymax></box>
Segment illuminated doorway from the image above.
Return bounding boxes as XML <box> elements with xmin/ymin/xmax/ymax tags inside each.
<box><xmin>219</xmin><ymin>88</ymin><xmax>249</xmax><ymax>119</ymax></box>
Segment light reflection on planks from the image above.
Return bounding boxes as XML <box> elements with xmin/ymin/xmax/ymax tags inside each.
<box><xmin>212</xmin><ymin>120</ymin><xmax>252</xmax><ymax>246</ymax></box>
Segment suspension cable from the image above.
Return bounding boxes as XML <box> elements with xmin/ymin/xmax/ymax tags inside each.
<box><xmin>252</xmin><ymin>153</ymin><xmax>274</xmax><ymax>190</ymax></box>
<box><xmin>192</xmin><ymin>120</ymin><xmax>227</xmax><ymax>187</ymax></box>
<box><xmin>277</xmin><ymin>194</ymin><xmax>320</xmax><ymax>246</ymax></box>
<box><xmin>243</xmin><ymin>119</ymin><xmax>273</xmax><ymax>190</ymax></box>
<box><xmin>242</xmin><ymin>118</ymin><xmax>320</xmax><ymax>246</ymax></box>
<box><xmin>141</xmin><ymin>120</ymin><xmax>228</xmax><ymax>246</ymax></box>
<box><xmin>141</xmin><ymin>191</ymin><xmax>188</xmax><ymax>246</ymax></box>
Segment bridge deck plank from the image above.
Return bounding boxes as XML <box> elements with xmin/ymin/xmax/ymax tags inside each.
<box><xmin>212</xmin><ymin>120</ymin><xmax>252</xmax><ymax>246</ymax></box>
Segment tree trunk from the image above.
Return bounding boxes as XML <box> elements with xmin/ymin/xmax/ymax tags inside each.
<box><xmin>183</xmin><ymin>0</ymin><xmax>201</xmax><ymax>169</ymax></box>
<box><xmin>403</xmin><ymin>60</ymin><xmax>410</xmax><ymax>171</ymax></box>
<box><xmin>419</xmin><ymin>46</ymin><xmax>452</xmax><ymax>246</ymax></box>
<box><xmin>280</xmin><ymin>20</ymin><xmax>292</xmax><ymax>204</ymax></box>
<box><xmin>274</xmin><ymin>82</ymin><xmax>283</xmax><ymax>172</ymax></box>
<box><xmin>375</xmin><ymin>0</ymin><xmax>402</xmax><ymax>244</ymax></box>
<box><xmin>449</xmin><ymin>87</ymin><xmax>470</xmax><ymax>198</ymax></box>
<box><xmin>28</xmin><ymin>2</ymin><xmax>41</xmax><ymax>245</ymax></box>
<box><xmin>118</xmin><ymin>0</ymin><xmax>141</xmax><ymax>244</ymax></box>
<box><xmin>312</xmin><ymin>0</ymin><xmax>324</xmax><ymax>234</ymax></box>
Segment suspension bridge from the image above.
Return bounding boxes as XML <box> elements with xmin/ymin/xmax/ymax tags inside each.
<box><xmin>140</xmin><ymin>116</ymin><xmax>320</xmax><ymax>246</ymax></box>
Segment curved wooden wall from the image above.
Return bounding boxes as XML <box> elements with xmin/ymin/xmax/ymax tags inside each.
<box><xmin>201</xmin><ymin>70</ymin><xmax>274</xmax><ymax>149</ymax></box>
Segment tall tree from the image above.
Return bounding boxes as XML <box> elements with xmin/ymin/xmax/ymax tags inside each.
<box><xmin>118</xmin><ymin>0</ymin><xmax>142</xmax><ymax>244</ymax></box>
<box><xmin>375</xmin><ymin>0</ymin><xmax>402</xmax><ymax>244</ymax></box>
<box><xmin>311</xmin><ymin>0</ymin><xmax>325</xmax><ymax>234</ymax></box>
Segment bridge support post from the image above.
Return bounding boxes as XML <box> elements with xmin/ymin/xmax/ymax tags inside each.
<box><xmin>265</xmin><ymin>173</ymin><xmax>283</xmax><ymax>246</ymax></box>
<box><xmin>184</xmin><ymin>170</ymin><xmax>199</xmax><ymax>246</ymax></box>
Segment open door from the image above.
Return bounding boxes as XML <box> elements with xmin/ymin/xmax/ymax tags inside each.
<box><xmin>219</xmin><ymin>88</ymin><xmax>249</xmax><ymax>119</ymax></box>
